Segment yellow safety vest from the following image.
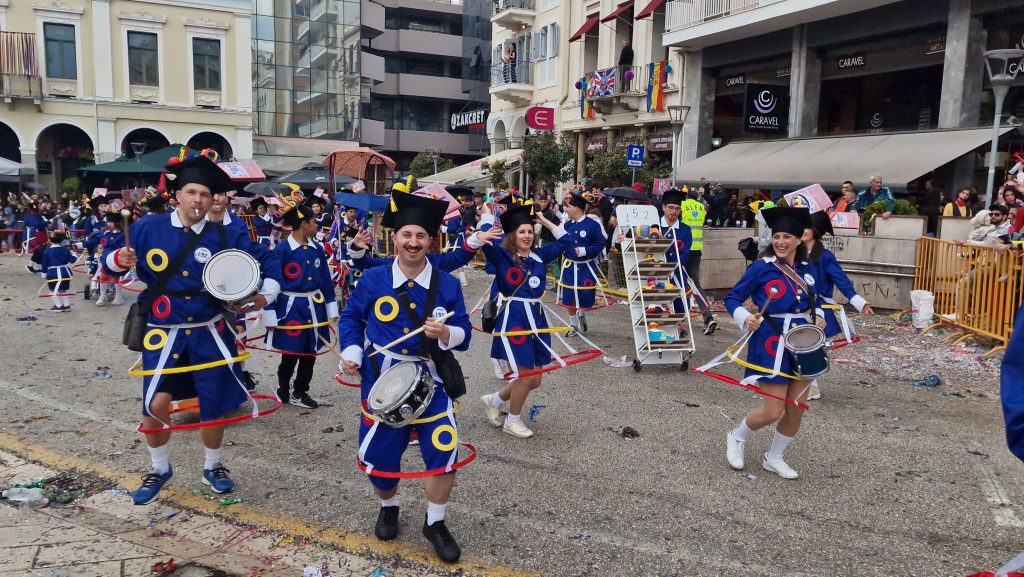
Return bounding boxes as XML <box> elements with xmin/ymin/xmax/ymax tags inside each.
<box><xmin>680</xmin><ymin>199</ymin><xmax>706</xmax><ymax>251</ymax></box>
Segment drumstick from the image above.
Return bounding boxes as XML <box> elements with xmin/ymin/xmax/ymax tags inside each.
<box><xmin>318</xmin><ymin>333</ymin><xmax>342</xmax><ymax>358</ymax></box>
<box><xmin>749</xmin><ymin>287</ymin><xmax>780</xmax><ymax>331</ymax></box>
<box><xmin>121</xmin><ymin>209</ymin><xmax>132</xmax><ymax>250</ymax></box>
<box><xmin>368</xmin><ymin>311</ymin><xmax>455</xmax><ymax>358</ymax></box>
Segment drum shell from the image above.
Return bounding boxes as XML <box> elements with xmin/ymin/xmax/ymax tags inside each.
<box><xmin>784</xmin><ymin>325</ymin><xmax>830</xmax><ymax>378</ymax></box>
<box><xmin>368</xmin><ymin>362</ymin><xmax>436</xmax><ymax>427</ymax></box>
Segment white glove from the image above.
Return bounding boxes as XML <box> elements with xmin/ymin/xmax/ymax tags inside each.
<box><xmin>574</xmin><ymin>247</ymin><xmax>586</xmax><ymax>257</ymax></box>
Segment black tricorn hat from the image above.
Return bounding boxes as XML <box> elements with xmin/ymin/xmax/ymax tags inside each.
<box><xmin>165</xmin><ymin>155</ymin><xmax>235</xmax><ymax>195</ymax></box>
<box><xmin>762</xmin><ymin>207</ymin><xmax>812</xmax><ymax>237</ymax></box>
<box><xmin>381</xmin><ymin>191</ymin><xmax>448</xmax><ymax>236</ymax></box>
<box><xmin>500</xmin><ymin>202</ymin><xmax>536</xmax><ymax>235</ymax></box>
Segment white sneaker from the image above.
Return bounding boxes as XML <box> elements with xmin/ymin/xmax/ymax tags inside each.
<box><xmin>111</xmin><ymin>297</ymin><xmax>124</xmax><ymax>306</ymax></box>
<box><xmin>762</xmin><ymin>453</ymin><xmax>799</xmax><ymax>479</ymax></box>
<box><xmin>807</xmin><ymin>385</ymin><xmax>821</xmax><ymax>401</ymax></box>
<box><xmin>481</xmin><ymin>394</ymin><xmax>504</xmax><ymax>427</ymax></box>
<box><xmin>95</xmin><ymin>299</ymin><xmax>107</xmax><ymax>307</ymax></box>
<box><xmin>503</xmin><ymin>419</ymin><xmax>534</xmax><ymax>438</ymax></box>
<box><xmin>492</xmin><ymin>359</ymin><xmax>509</xmax><ymax>379</ymax></box>
<box><xmin>726</xmin><ymin>431</ymin><xmax>745</xmax><ymax>470</ymax></box>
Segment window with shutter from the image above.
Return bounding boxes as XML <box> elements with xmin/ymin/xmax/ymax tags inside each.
<box><xmin>550</xmin><ymin>23</ymin><xmax>559</xmax><ymax>57</ymax></box>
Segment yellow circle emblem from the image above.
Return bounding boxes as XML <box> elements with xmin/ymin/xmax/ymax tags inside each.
<box><xmin>144</xmin><ymin>329</ymin><xmax>168</xmax><ymax>351</ymax></box>
<box><xmin>146</xmin><ymin>249</ymin><xmax>169</xmax><ymax>272</ymax></box>
<box><xmin>431</xmin><ymin>424</ymin><xmax>458</xmax><ymax>452</ymax></box>
<box><xmin>374</xmin><ymin>296</ymin><xmax>399</xmax><ymax>322</ymax></box>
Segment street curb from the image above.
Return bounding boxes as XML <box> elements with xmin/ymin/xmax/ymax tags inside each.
<box><xmin>0</xmin><ymin>431</ymin><xmax>541</xmax><ymax>577</ymax></box>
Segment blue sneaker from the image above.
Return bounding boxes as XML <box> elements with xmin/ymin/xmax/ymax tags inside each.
<box><xmin>132</xmin><ymin>467</ymin><xmax>173</xmax><ymax>505</ymax></box>
<box><xmin>202</xmin><ymin>464</ymin><xmax>235</xmax><ymax>494</ymax></box>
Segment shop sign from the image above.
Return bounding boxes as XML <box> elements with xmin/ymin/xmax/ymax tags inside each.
<box><xmin>776</xmin><ymin>66</ymin><xmax>790</xmax><ymax>78</ymax></box>
<box><xmin>37</xmin><ymin>162</ymin><xmax>52</xmax><ymax>175</ymax></box>
<box><xmin>648</xmin><ymin>134</ymin><xmax>674</xmax><ymax>151</ymax></box>
<box><xmin>927</xmin><ymin>36</ymin><xmax>946</xmax><ymax>55</ymax></box>
<box><xmin>585</xmin><ymin>137</ymin><xmax>606</xmax><ymax>153</ymax></box>
<box><xmin>450</xmin><ymin>109</ymin><xmax>488</xmax><ymax>132</ymax></box>
<box><xmin>724</xmin><ymin>73</ymin><xmax>745</xmax><ymax>87</ymax></box>
<box><xmin>525</xmin><ymin>106</ymin><xmax>556</xmax><ymax>131</ymax></box>
<box><xmin>743</xmin><ymin>83</ymin><xmax>789</xmax><ymax>134</ymax></box>
<box><xmin>836</xmin><ymin>52</ymin><xmax>867</xmax><ymax>69</ymax></box>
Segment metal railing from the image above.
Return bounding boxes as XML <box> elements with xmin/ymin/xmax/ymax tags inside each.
<box><xmin>665</xmin><ymin>0</ymin><xmax>769</xmax><ymax>31</ymax></box>
<box><xmin>0</xmin><ymin>74</ymin><xmax>43</xmax><ymax>98</ymax></box>
<box><xmin>490</xmin><ymin>62</ymin><xmax>532</xmax><ymax>87</ymax></box>
<box><xmin>583</xmin><ymin>65</ymin><xmax>649</xmax><ymax>98</ymax></box>
<box><xmin>492</xmin><ymin>0</ymin><xmax>536</xmax><ymax>15</ymax></box>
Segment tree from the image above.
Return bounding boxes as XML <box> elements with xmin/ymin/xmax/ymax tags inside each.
<box><xmin>408</xmin><ymin>150</ymin><xmax>455</xmax><ymax>184</ymax></box>
<box><xmin>521</xmin><ymin>132</ymin><xmax>576</xmax><ymax>195</ymax></box>
<box><xmin>585</xmin><ymin>147</ymin><xmax>670</xmax><ymax>191</ymax></box>
<box><xmin>480</xmin><ymin>159</ymin><xmax>509</xmax><ymax>191</ymax></box>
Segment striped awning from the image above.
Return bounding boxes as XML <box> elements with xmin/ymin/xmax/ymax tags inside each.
<box><xmin>0</xmin><ymin>32</ymin><xmax>38</xmax><ymax>77</ymax></box>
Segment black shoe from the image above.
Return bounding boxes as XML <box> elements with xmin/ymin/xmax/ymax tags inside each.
<box><xmin>375</xmin><ymin>505</ymin><xmax>399</xmax><ymax>540</ymax></box>
<box><xmin>243</xmin><ymin>371</ymin><xmax>258</xmax><ymax>392</ymax></box>
<box><xmin>422</xmin><ymin>517</ymin><xmax>461</xmax><ymax>563</ymax></box>
<box><xmin>289</xmin><ymin>394</ymin><xmax>319</xmax><ymax>409</ymax></box>
<box><xmin>578</xmin><ymin>314</ymin><xmax>588</xmax><ymax>332</ymax></box>
<box><xmin>703</xmin><ymin>319</ymin><xmax>718</xmax><ymax>336</ymax></box>
<box><xmin>276</xmin><ymin>388</ymin><xmax>289</xmax><ymax>404</ymax></box>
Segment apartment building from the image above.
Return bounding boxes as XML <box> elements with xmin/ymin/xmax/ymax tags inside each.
<box><xmin>663</xmin><ymin>0</ymin><xmax>1024</xmax><ymax>192</ymax></box>
<box><xmin>0</xmin><ymin>0</ymin><xmax>253</xmax><ymax>193</ymax></box>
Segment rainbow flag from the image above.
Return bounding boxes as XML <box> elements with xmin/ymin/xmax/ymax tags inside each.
<box><xmin>646</xmin><ymin>61</ymin><xmax>667</xmax><ymax>112</ymax></box>
<box><xmin>580</xmin><ymin>85</ymin><xmax>594</xmax><ymax>119</ymax></box>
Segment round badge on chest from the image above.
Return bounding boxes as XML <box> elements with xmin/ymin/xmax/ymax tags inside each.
<box><xmin>579</xmin><ymin>230</ymin><xmax>587</xmax><ymax>238</ymax></box>
<box><xmin>431</xmin><ymin>306</ymin><xmax>447</xmax><ymax>319</ymax></box>
<box><xmin>315</xmin><ymin>258</ymin><xmax>321</xmax><ymax>268</ymax></box>
<box><xmin>528</xmin><ymin>276</ymin><xmax>541</xmax><ymax>289</ymax></box>
<box><xmin>803</xmin><ymin>273</ymin><xmax>815</xmax><ymax>286</ymax></box>
<box><xmin>193</xmin><ymin>247</ymin><xmax>212</xmax><ymax>263</ymax></box>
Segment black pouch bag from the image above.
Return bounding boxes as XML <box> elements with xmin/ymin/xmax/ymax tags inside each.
<box><xmin>397</xmin><ymin>269</ymin><xmax>467</xmax><ymax>399</ymax></box>
<box><xmin>481</xmin><ymin>299</ymin><xmax>498</xmax><ymax>334</ymax></box>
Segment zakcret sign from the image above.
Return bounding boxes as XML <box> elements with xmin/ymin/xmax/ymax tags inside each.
<box><xmin>743</xmin><ymin>83</ymin><xmax>789</xmax><ymax>134</ymax></box>
<box><xmin>450</xmin><ymin>109</ymin><xmax>488</xmax><ymax>132</ymax></box>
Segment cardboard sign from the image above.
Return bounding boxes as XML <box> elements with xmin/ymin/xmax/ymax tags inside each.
<box><xmin>349</xmin><ymin>180</ymin><xmax>365</xmax><ymax>192</ymax></box>
<box><xmin>784</xmin><ymin>184</ymin><xmax>832</xmax><ymax>213</ymax></box>
<box><xmin>652</xmin><ymin>179</ymin><xmax>673</xmax><ymax>198</ymax></box>
<box><xmin>413</xmin><ymin>182</ymin><xmax>460</xmax><ymax>221</ymax></box>
<box><xmin>830</xmin><ymin>211</ymin><xmax>860</xmax><ymax>229</ymax></box>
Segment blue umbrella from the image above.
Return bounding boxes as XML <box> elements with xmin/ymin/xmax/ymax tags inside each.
<box><xmin>333</xmin><ymin>192</ymin><xmax>390</xmax><ymax>212</ymax></box>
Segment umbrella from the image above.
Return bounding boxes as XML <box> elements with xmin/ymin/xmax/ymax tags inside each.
<box><xmin>242</xmin><ymin>182</ymin><xmax>300</xmax><ymax>197</ymax></box>
<box><xmin>78</xmin><ymin>144</ymin><xmax>187</xmax><ymax>176</ymax></box>
<box><xmin>332</xmin><ymin>192</ymin><xmax>391</xmax><ymax>212</ymax></box>
<box><xmin>323</xmin><ymin>148</ymin><xmax>396</xmax><ymax>194</ymax></box>
<box><xmin>275</xmin><ymin>162</ymin><xmax>356</xmax><ymax>190</ymax></box>
<box><xmin>603</xmin><ymin>187</ymin><xmax>650</xmax><ymax>202</ymax></box>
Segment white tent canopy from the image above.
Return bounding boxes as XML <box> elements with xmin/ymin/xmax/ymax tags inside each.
<box><xmin>0</xmin><ymin>157</ymin><xmax>35</xmax><ymax>183</ymax></box>
<box><xmin>419</xmin><ymin>148</ymin><xmax>523</xmax><ymax>187</ymax></box>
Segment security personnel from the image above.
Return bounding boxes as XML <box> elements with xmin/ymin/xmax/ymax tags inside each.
<box><xmin>680</xmin><ymin>187</ymin><xmax>718</xmax><ymax>334</ymax></box>
<box><xmin>338</xmin><ymin>191</ymin><xmax>471</xmax><ymax>563</ymax></box>
<box><xmin>106</xmin><ymin>153</ymin><xmax>282</xmax><ymax>506</ymax></box>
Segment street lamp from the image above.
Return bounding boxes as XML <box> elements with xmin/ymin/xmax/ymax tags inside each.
<box><xmin>130</xmin><ymin>142</ymin><xmax>147</xmax><ymax>162</ymax></box>
<box><xmin>983</xmin><ymin>48</ymin><xmax>1024</xmax><ymax>206</ymax></box>
<box><xmin>667</xmin><ymin>104</ymin><xmax>691</xmax><ymax>187</ymax></box>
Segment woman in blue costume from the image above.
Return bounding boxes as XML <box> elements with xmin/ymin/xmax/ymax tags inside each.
<box><xmin>717</xmin><ymin>207</ymin><xmax>823</xmax><ymax>480</ymax></box>
<box><xmin>800</xmin><ymin>211</ymin><xmax>873</xmax><ymax>400</ymax></box>
<box><xmin>476</xmin><ymin>201</ymin><xmax>589</xmax><ymax>439</ymax></box>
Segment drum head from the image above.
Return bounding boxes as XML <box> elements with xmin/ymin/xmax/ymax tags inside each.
<box><xmin>369</xmin><ymin>362</ymin><xmax>421</xmax><ymax>411</ymax></box>
<box><xmin>203</xmin><ymin>250</ymin><xmax>260</xmax><ymax>302</ymax></box>
<box><xmin>784</xmin><ymin>324</ymin><xmax>825</xmax><ymax>352</ymax></box>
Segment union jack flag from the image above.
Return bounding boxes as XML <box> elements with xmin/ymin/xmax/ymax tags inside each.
<box><xmin>590</xmin><ymin>68</ymin><xmax>615</xmax><ymax>97</ymax></box>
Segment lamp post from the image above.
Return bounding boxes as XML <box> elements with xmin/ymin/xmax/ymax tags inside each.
<box><xmin>983</xmin><ymin>48</ymin><xmax>1024</xmax><ymax>207</ymax></box>
<box><xmin>130</xmin><ymin>142</ymin><xmax>147</xmax><ymax>163</ymax></box>
<box><xmin>667</xmin><ymin>104</ymin><xmax>691</xmax><ymax>187</ymax></box>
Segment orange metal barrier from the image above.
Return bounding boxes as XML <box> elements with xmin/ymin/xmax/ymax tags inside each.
<box><xmin>914</xmin><ymin>236</ymin><xmax>1024</xmax><ymax>356</ymax></box>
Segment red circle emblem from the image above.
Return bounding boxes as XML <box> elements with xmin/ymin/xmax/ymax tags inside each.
<box><xmin>508</xmin><ymin>327</ymin><xmax>527</xmax><ymax>345</ymax></box>
<box><xmin>215</xmin><ymin>318</ymin><xmax>227</xmax><ymax>333</ymax></box>
<box><xmin>764</xmin><ymin>279</ymin><xmax>786</xmax><ymax>299</ymax></box>
<box><xmin>151</xmin><ymin>295</ymin><xmax>171</xmax><ymax>319</ymax></box>
<box><xmin>284</xmin><ymin>262</ymin><xmax>302</xmax><ymax>279</ymax></box>
<box><xmin>764</xmin><ymin>335</ymin><xmax>780</xmax><ymax>356</ymax></box>
<box><xmin>284</xmin><ymin>320</ymin><xmax>303</xmax><ymax>337</ymax></box>
<box><xmin>582</xmin><ymin>278</ymin><xmax>595</xmax><ymax>287</ymax></box>
<box><xmin>506</xmin><ymin>267</ymin><xmax>524</xmax><ymax>286</ymax></box>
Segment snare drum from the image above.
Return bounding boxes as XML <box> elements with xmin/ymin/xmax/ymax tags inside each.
<box><xmin>203</xmin><ymin>249</ymin><xmax>261</xmax><ymax>304</ymax></box>
<box><xmin>783</xmin><ymin>324</ymin><xmax>830</xmax><ymax>378</ymax></box>
<box><xmin>367</xmin><ymin>362</ymin><xmax>436</xmax><ymax>427</ymax></box>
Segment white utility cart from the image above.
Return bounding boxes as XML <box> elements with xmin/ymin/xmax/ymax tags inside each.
<box><xmin>615</xmin><ymin>204</ymin><xmax>696</xmax><ymax>372</ymax></box>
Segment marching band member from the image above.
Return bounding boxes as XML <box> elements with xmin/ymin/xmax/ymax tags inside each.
<box><xmin>251</xmin><ymin>199</ymin><xmax>275</xmax><ymax>247</ymax></box>
<box><xmin>801</xmin><ymin>211</ymin><xmax>873</xmax><ymax>400</ymax></box>
<box><xmin>558</xmin><ymin>193</ymin><xmax>607</xmax><ymax>332</ymax></box>
<box><xmin>1002</xmin><ymin>301</ymin><xmax>1024</xmax><ymax>462</ymax></box>
<box><xmin>264</xmin><ymin>196</ymin><xmax>337</xmax><ymax>409</ymax></box>
<box><xmin>41</xmin><ymin>231</ymin><xmax>75</xmax><ymax>312</ymax></box>
<box><xmin>95</xmin><ymin>209</ymin><xmax>127</xmax><ymax>306</ymax></box>
<box><xmin>443</xmin><ymin>192</ymin><xmax>473</xmax><ymax>287</ymax></box>
<box><xmin>79</xmin><ymin>195</ymin><xmax>107</xmax><ymax>295</ymax></box>
<box><xmin>476</xmin><ymin>201</ymin><xmax>573</xmax><ymax>438</ymax></box>
<box><xmin>106</xmin><ymin>154</ymin><xmax>282</xmax><ymax>505</ymax></box>
<box><xmin>338</xmin><ymin>192</ymin><xmax>471</xmax><ymax>563</ymax></box>
<box><xmin>722</xmin><ymin>207</ymin><xmax>821</xmax><ymax>480</ymax></box>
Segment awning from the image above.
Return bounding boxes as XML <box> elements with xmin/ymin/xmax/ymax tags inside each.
<box><xmin>418</xmin><ymin>148</ymin><xmax>523</xmax><ymax>187</ymax></box>
<box><xmin>677</xmin><ymin>127</ymin><xmax>1016</xmax><ymax>191</ymax></box>
<box><xmin>634</xmin><ymin>0</ymin><xmax>664</xmax><ymax>19</ymax></box>
<box><xmin>601</xmin><ymin>1</ymin><xmax>634</xmax><ymax>22</ymax></box>
<box><xmin>219</xmin><ymin>160</ymin><xmax>266</xmax><ymax>183</ymax></box>
<box><xmin>569</xmin><ymin>14</ymin><xmax>599</xmax><ymax>42</ymax></box>
<box><xmin>0</xmin><ymin>157</ymin><xmax>35</xmax><ymax>178</ymax></box>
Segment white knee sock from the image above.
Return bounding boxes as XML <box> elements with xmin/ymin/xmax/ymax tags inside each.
<box><xmin>149</xmin><ymin>444</ymin><xmax>170</xmax><ymax>474</ymax></box>
<box><xmin>505</xmin><ymin>413</ymin><xmax>521</xmax><ymax>424</ymax></box>
<box><xmin>51</xmin><ymin>295</ymin><xmax>61</xmax><ymax>308</ymax></box>
<box><xmin>489</xmin><ymin>393</ymin><xmax>505</xmax><ymax>408</ymax></box>
<box><xmin>426</xmin><ymin>501</ymin><xmax>447</xmax><ymax>526</ymax></box>
<box><xmin>810</xmin><ymin>379</ymin><xmax>819</xmax><ymax>389</ymax></box>
<box><xmin>113</xmin><ymin>284</ymin><xmax>123</xmax><ymax>301</ymax></box>
<box><xmin>204</xmin><ymin>447</ymin><xmax>222</xmax><ymax>470</ymax></box>
<box><xmin>767</xmin><ymin>431</ymin><xmax>794</xmax><ymax>460</ymax></box>
<box><xmin>61</xmin><ymin>295</ymin><xmax>72</xmax><ymax>308</ymax></box>
<box><xmin>380</xmin><ymin>495</ymin><xmax>399</xmax><ymax>508</ymax></box>
<box><xmin>732</xmin><ymin>419</ymin><xmax>754</xmax><ymax>442</ymax></box>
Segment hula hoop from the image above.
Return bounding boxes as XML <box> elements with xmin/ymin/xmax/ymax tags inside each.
<box><xmin>71</xmin><ymin>263</ymin><xmax>92</xmax><ymax>275</ymax></box>
<box><xmin>493</xmin><ymin>326</ymin><xmax>571</xmax><ymax>337</ymax></box>
<box><xmin>128</xmin><ymin>351</ymin><xmax>252</xmax><ymax>377</ymax></box>
<box><xmin>555</xmin><ymin>296</ymin><xmax>619</xmax><ymax>311</ymax></box>
<box><xmin>360</xmin><ymin>399</ymin><xmax>462</xmax><ymax>425</ymax></box>
<box><xmin>357</xmin><ymin>442</ymin><xmax>477</xmax><ymax>479</ymax></box>
<box><xmin>137</xmin><ymin>394</ymin><xmax>283</xmax><ymax>434</ymax></box>
<box><xmin>242</xmin><ymin>324</ymin><xmax>338</xmax><ymax>357</ymax></box>
<box><xmin>723</xmin><ymin>344</ymin><xmax>802</xmax><ymax>381</ymax></box>
<box><xmin>829</xmin><ymin>335</ymin><xmax>861</xmax><ymax>350</ymax></box>
<box><xmin>502</xmin><ymin>349</ymin><xmax>603</xmax><ymax>380</ymax></box>
<box><xmin>693</xmin><ymin>368</ymin><xmax>810</xmax><ymax>411</ymax></box>
<box><xmin>37</xmin><ymin>280</ymin><xmax>75</xmax><ymax>298</ymax></box>
<box><xmin>335</xmin><ymin>372</ymin><xmax>361</xmax><ymax>388</ymax></box>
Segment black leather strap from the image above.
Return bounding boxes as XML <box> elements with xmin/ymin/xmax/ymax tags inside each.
<box><xmin>395</xmin><ymin>267</ymin><xmax>441</xmax><ymax>359</ymax></box>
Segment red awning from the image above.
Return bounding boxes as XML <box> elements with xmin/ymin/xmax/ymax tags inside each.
<box><xmin>634</xmin><ymin>0</ymin><xmax>664</xmax><ymax>20</ymax></box>
<box><xmin>569</xmin><ymin>14</ymin><xmax>600</xmax><ymax>42</ymax></box>
<box><xmin>219</xmin><ymin>160</ymin><xmax>266</xmax><ymax>183</ymax></box>
<box><xmin>600</xmin><ymin>0</ymin><xmax>635</xmax><ymax>23</ymax></box>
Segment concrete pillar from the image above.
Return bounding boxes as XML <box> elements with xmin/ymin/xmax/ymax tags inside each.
<box><xmin>938</xmin><ymin>0</ymin><xmax>986</xmax><ymax>129</ymax></box>
<box><xmin>576</xmin><ymin>131</ymin><xmax>586</xmax><ymax>179</ymax></box>
<box><xmin>92</xmin><ymin>0</ymin><xmax>113</xmax><ymax>100</ymax></box>
<box><xmin>19</xmin><ymin>147</ymin><xmax>37</xmax><ymax>183</ymax></box>
<box><xmin>507</xmin><ymin>137</ymin><xmax>523</xmax><ymax>149</ymax></box>
<box><xmin>490</xmin><ymin>138</ymin><xmax>507</xmax><ymax>153</ymax></box>
<box><xmin>681</xmin><ymin>49</ymin><xmax>714</xmax><ymax>162</ymax></box>
<box><xmin>235</xmin><ymin>14</ymin><xmax>253</xmax><ymax>111</ymax></box>
<box><xmin>788</xmin><ymin>24</ymin><xmax>821</xmax><ymax>138</ymax></box>
<box><xmin>96</xmin><ymin>118</ymin><xmax>118</xmax><ymax>164</ymax></box>
<box><xmin>234</xmin><ymin>126</ymin><xmax>253</xmax><ymax>160</ymax></box>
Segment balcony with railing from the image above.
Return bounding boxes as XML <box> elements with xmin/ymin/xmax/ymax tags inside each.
<box><xmin>491</xmin><ymin>0</ymin><xmax>535</xmax><ymax>31</ymax></box>
<box><xmin>575</xmin><ymin>63</ymin><xmax>674</xmax><ymax>117</ymax></box>
<box><xmin>489</xmin><ymin>62</ymin><xmax>533</xmax><ymax>105</ymax></box>
<box><xmin>665</xmin><ymin>0</ymin><xmax>765</xmax><ymax>31</ymax></box>
<box><xmin>583</xmin><ymin>65</ymin><xmax>648</xmax><ymax>100</ymax></box>
<box><xmin>0</xmin><ymin>32</ymin><xmax>43</xmax><ymax>107</ymax></box>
